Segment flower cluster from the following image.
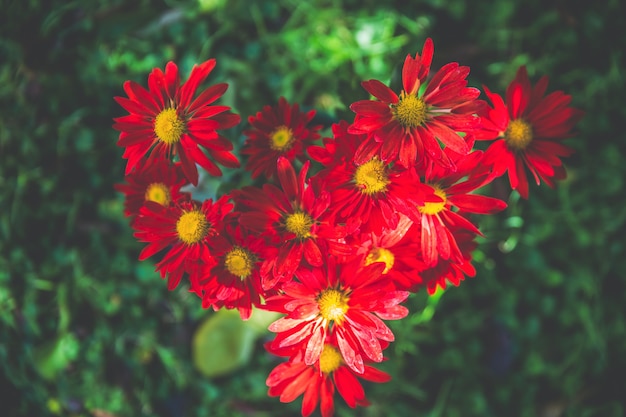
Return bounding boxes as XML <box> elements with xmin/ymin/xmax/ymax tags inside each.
<box><xmin>114</xmin><ymin>38</ymin><xmax>581</xmax><ymax>417</ymax></box>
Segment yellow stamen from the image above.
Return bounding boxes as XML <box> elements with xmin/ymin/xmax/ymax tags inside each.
<box><xmin>145</xmin><ymin>182</ymin><xmax>171</xmax><ymax>206</ymax></box>
<box><xmin>176</xmin><ymin>210</ymin><xmax>209</xmax><ymax>245</ymax></box>
<box><xmin>317</xmin><ymin>288</ymin><xmax>349</xmax><ymax>323</ymax></box>
<box><xmin>504</xmin><ymin>119</ymin><xmax>533</xmax><ymax>151</ymax></box>
<box><xmin>319</xmin><ymin>344</ymin><xmax>344</xmax><ymax>374</ymax></box>
<box><xmin>419</xmin><ymin>186</ymin><xmax>447</xmax><ymax>215</ymax></box>
<box><xmin>284</xmin><ymin>211</ymin><xmax>314</xmax><ymax>239</ymax></box>
<box><xmin>354</xmin><ymin>158</ymin><xmax>389</xmax><ymax>195</ymax></box>
<box><xmin>392</xmin><ymin>91</ymin><xmax>427</xmax><ymax>128</ymax></box>
<box><xmin>269</xmin><ymin>125</ymin><xmax>294</xmax><ymax>151</ymax></box>
<box><xmin>365</xmin><ymin>247</ymin><xmax>395</xmax><ymax>274</ymax></box>
<box><xmin>224</xmin><ymin>246</ymin><xmax>256</xmax><ymax>279</ymax></box>
<box><xmin>154</xmin><ymin>108</ymin><xmax>185</xmax><ymax>145</ymax></box>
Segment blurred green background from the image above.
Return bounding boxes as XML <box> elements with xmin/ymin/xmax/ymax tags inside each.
<box><xmin>1</xmin><ymin>0</ymin><xmax>624</xmax><ymax>416</ymax></box>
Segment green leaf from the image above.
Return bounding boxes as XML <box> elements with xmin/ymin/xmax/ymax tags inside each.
<box><xmin>192</xmin><ymin>309</ymin><xmax>257</xmax><ymax>378</ymax></box>
<box><xmin>32</xmin><ymin>332</ymin><xmax>79</xmax><ymax>380</ymax></box>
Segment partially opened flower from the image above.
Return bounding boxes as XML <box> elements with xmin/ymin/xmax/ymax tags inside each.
<box><xmin>351</xmin><ymin>214</ymin><xmax>426</xmax><ymax>292</ymax></box>
<box><xmin>349</xmin><ymin>38</ymin><xmax>482</xmax><ymax>168</ymax></box>
<box><xmin>132</xmin><ymin>196</ymin><xmax>233</xmax><ymax>290</ymax></box>
<box><xmin>114</xmin><ymin>156</ymin><xmax>189</xmax><ymax>221</ymax></box>
<box><xmin>266</xmin><ymin>340</ymin><xmax>391</xmax><ymax>417</ymax></box>
<box><xmin>113</xmin><ymin>59</ymin><xmax>241</xmax><ymax>185</ymax></box>
<box><xmin>412</xmin><ymin>149</ymin><xmax>507</xmax><ymax>267</ymax></box>
<box><xmin>477</xmin><ymin>66</ymin><xmax>584</xmax><ymax>198</ymax></box>
<box><xmin>242</xmin><ymin>97</ymin><xmax>321</xmax><ymax>179</ymax></box>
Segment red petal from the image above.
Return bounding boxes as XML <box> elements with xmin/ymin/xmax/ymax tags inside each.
<box><xmin>179</xmin><ymin>59</ymin><xmax>216</xmax><ymax>110</ymax></box>
<box><xmin>427</xmin><ymin>122</ymin><xmax>470</xmax><ymax>155</ymax></box>
<box><xmin>164</xmin><ymin>61</ymin><xmax>180</xmax><ymax>100</ymax></box>
<box><xmin>277</xmin><ymin>156</ymin><xmax>299</xmax><ymax>200</ymax></box>
<box><xmin>449</xmin><ymin>194</ymin><xmax>507</xmax><ymax>214</ymax></box>
<box><xmin>361</xmin><ymin>79</ymin><xmax>398</xmax><ymax>103</ymax></box>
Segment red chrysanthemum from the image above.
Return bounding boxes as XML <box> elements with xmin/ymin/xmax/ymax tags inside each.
<box><xmin>312</xmin><ymin>122</ymin><xmax>436</xmax><ymax>235</ymax></box>
<box><xmin>349</xmin><ymin>38</ymin><xmax>482</xmax><ymax>168</ymax></box>
<box><xmin>350</xmin><ymin>214</ymin><xmax>426</xmax><ymax>292</ymax></box>
<box><xmin>241</xmin><ymin>97</ymin><xmax>322</xmax><ymax>179</ymax></box>
<box><xmin>266</xmin><ymin>340</ymin><xmax>391</xmax><ymax>417</ymax></box>
<box><xmin>132</xmin><ymin>196</ymin><xmax>233</xmax><ymax>290</ymax></box>
<box><xmin>412</xmin><ymin>149</ymin><xmax>507</xmax><ymax>267</ymax></box>
<box><xmin>113</xmin><ymin>59</ymin><xmax>241</xmax><ymax>185</ymax></box>
<box><xmin>264</xmin><ymin>255</ymin><xmax>408</xmax><ymax>374</ymax></box>
<box><xmin>114</xmin><ymin>156</ymin><xmax>189</xmax><ymax>221</ymax></box>
<box><xmin>193</xmin><ymin>219</ymin><xmax>273</xmax><ymax>320</ymax></box>
<box><xmin>234</xmin><ymin>157</ymin><xmax>349</xmax><ymax>291</ymax></box>
<box><xmin>477</xmin><ymin>66</ymin><xmax>584</xmax><ymax>198</ymax></box>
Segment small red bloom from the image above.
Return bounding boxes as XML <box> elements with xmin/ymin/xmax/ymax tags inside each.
<box><xmin>242</xmin><ymin>97</ymin><xmax>322</xmax><ymax>179</ymax></box>
<box><xmin>114</xmin><ymin>156</ymin><xmax>189</xmax><ymax>220</ymax></box>
<box><xmin>266</xmin><ymin>340</ymin><xmax>391</xmax><ymax>417</ymax></box>
<box><xmin>350</xmin><ymin>214</ymin><xmax>426</xmax><ymax>292</ymax></box>
<box><xmin>234</xmin><ymin>157</ymin><xmax>348</xmax><ymax>291</ymax></box>
<box><xmin>313</xmin><ymin>123</ymin><xmax>436</xmax><ymax>235</ymax></box>
<box><xmin>132</xmin><ymin>196</ymin><xmax>233</xmax><ymax>290</ymax></box>
<box><xmin>194</xmin><ymin>218</ymin><xmax>273</xmax><ymax>320</ymax></box>
<box><xmin>412</xmin><ymin>149</ymin><xmax>507</xmax><ymax>267</ymax></box>
<box><xmin>349</xmin><ymin>38</ymin><xmax>482</xmax><ymax>168</ymax></box>
<box><xmin>265</xmin><ymin>255</ymin><xmax>408</xmax><ymax>374</ymax></box>
<box><xmin>113</xmin><ymin>59</ymin><xmax>241</xmax><ymax>185</ymax></box>
<box><xmin>477</xmin><ymin>66</ymin><xmax>584</xmax><ymax>198</ymax></box>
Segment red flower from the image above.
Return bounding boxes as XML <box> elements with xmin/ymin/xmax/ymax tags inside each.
<box><xmin>477</xmin><ymin>66</ymin><xmax>584</xmax><ymax>198</ymax></box>
<box><xmin>350</xmin><ymin>214</ymin><xmax>426</xmax><ymax>292</ymax></box>
<box><xmin>242</xmin><ymin>97</ymin><xmax>321</xmax><ymax>179</ymax></box>
<box><xmin>313</xmin><ymin>123</ymin><xmax>436</xmax><ymax>235</ymax></box>
<box><xmin>234</xmin><ymin>157</ymin><xmax>348</xmax><ymax>291</ymax></box>
<box><xmin>266</xmin><ymin>340</ymin><xmax>390</xmax><ymax>417</ymax></box>
<box><xmin>114</xmin><ymin>156</ymin><xmax>189</xmax><ymax>220</ymax></box>
<box><xmin>113</xmin><ymin>59</ymin><xmax>241</xmax><ymax>185</ymax></box>
<box><xmin>412</xmin><ymin>149</ymin><xmax>506</xmax><ymax>267</ymax></box>
<box><xmin>265</xmin><ymin>256</ymin><xmax>408</xmax><ymax>374</ymax></box>
<box><xmin>349</xmin><ymin>38</ymin><xmax>482</xmax><ymax>168</ymax></box>
<box><xmin>132</xmin><ymin>196</ymin><xmax>233</xmax><ymax>290</ymax></box>
<box><xmin>194</xmin><ymin>219</ymin><xmax>273</xmax><ymax>320</ymax></box>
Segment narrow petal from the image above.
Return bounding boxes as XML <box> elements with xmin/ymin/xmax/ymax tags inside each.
<box><xmin>361</xmin><ymin>79</ymin><xmax>398</xmax><ymax>103</ymax></box>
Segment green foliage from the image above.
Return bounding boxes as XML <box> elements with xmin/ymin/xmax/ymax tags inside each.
<box><xmin>1</xmin><ymin>0</ymin><xmax>625</xmax><ymax>416</ymax></box>
<box><xmin>192</xmin><ymin>308</ymin><xmax>279</xmax><ymax>378</ymax></box>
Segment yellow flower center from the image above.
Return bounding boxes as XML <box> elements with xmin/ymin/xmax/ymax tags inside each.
<box><xmin>144</xmin><ymin>182</ymin><xmax>171</xmax><ymax>206</ymax></box>
<box><xmin>284</xmin><ymin>211</ymin><xmax>314</xmax><ymax>239</ymax></box>
<box><xmin>317</xmin><ymin>288</ymin><xmax>349</xmax><ymax>323</ymax></box>
<box><xmin>392</xmin><ymin>91</ymin><xmax>427</xmax><ymax>128</ymax></box>
<box><xmin>154</xmin><ymin>108</ymin><xmax>185</xmax><ymax>145</ymax></box>
<box><xmin>419</xmin><ymin>186</ymin><xmax>448</xmax><ymax>215</ymax></box>
<box><xmin>354</xmin><ymin>158</ymin><xmax>389</xmax><ymax>195</ymax></box>
<box><xmin>504</xmin><ymin>118</ymin><xmax>533</xmax><ymax>151</ymax></box>
<box><xmin>269</xmin><ymin>125</ymin><xmax>294</xmax><ymax>151</ymax></box>
<box><xmin>224</xmin><ymin>246</ymin><xmax>256</xmax><ymax>279</ymax></box>
<box><xmin>365</xmin><ymin>247</ymin><xmax>395</xmax><ymax>274</ymax></box>
<box><xmin>319</xmin><ymin>344</ymin><xmax>344</xmax><ymax>374</ymax></box>
<box><xmin>176</xmin><ymin>210</ymin><xmax>209</xmax><ymax>245</ymax></box>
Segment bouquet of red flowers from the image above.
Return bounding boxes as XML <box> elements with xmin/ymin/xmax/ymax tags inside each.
<box><xmin>113</xmin><ymin>38</ymin><xmax>582</xmax><ymax>417</ymax></box>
